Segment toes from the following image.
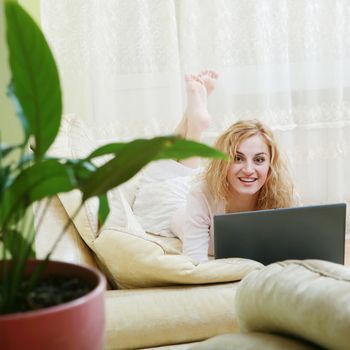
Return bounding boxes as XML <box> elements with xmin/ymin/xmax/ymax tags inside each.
<box><xmin>208</xmin><ymin>70</ymin><xmax>219</xmax><ymax>80</ymax></box>
<box><xmin>186</xmin><ymin>74</ymin><xmax>204</xmax><ymax>85</ymax></box>
<box><xmin>184</xmin><ymin>74</ymin><xmax>192</xmax><ymax>82</ymax></box>
<box><xmin>193</xmin><ymin>75</ymin><xmax>204</xmax><ymax>84</ymax></box>
<box><xmin>198</xmin><ymin>70</ymin><xmax>219</xmax><ymax>81</ymax></box>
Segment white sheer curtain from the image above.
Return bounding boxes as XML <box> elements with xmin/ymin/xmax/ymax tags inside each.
<box><xmin>41</xmin><ymin>0</ymin><xmax>350</xmax><ymax>231</ymax></box>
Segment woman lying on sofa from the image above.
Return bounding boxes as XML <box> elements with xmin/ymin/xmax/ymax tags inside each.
<box><xmin>133</xmin><ymin>70</ymin><xmax>297</xmax><ymax>264</ymax></box>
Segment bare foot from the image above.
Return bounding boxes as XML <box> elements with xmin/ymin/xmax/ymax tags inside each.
<box><xmin>183</xmin><ymin>74</ymin><xmax>212</xmax><ymax>135</ymax></box>
<box><xmin>174</xmin><ymin>71</ymin><xmax>218</xmax><ymax>139</ymax></box>
<box><xmin>174</xmin><ymin>72</ymin><xmax>217</xmax><ymax>168</ymax></box>
<box><xmin>198</xmin><ymin>70</ymin><xmax>219</xmax><ymax>96</ymax></box>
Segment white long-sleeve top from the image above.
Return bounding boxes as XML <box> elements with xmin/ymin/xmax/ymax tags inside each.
<box><xmin>171</xmin><ymin>182</ymin><xmax>225</xmax><ymax>264</ymax></box>
<box><xmin>133</xmin><ymin>160</ymin><xmax>224</xmax><ymax>264</ymax></box>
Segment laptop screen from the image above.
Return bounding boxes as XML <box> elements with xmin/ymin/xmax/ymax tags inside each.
<box><xmin>214</xmin><ymin>203</ymin><xmax>346</xmax><ymax>265</ymax></box>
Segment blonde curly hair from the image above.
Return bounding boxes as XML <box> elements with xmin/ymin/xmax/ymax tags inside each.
<box><xmin>204</xmin><ymin>119</ymin><xmax>295</xmax><ymax>210</ymax></box>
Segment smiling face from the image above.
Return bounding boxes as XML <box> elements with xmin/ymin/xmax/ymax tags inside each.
<box><xmin>227</xmin><ymin>133</ymin><xmax>271</xmax><ymax>200</ymax></box>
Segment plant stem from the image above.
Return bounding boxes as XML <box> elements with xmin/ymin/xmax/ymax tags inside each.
<box><xmin>47</xmin><ymin>203</ymin><xmax>83</xmax><ymax>259</ymax></box>
<box><xmin>27</xmin><ymin>203</ymin><xmax>84</xmax><ymax>291</ymax></box>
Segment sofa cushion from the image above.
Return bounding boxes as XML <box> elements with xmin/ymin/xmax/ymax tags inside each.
<box><xmin>235</xmin><ymin>259</ymin><xmax>350</xmax><ymax>350</ymax></box>
<box><xmin>94</xmin><ymin>225</ymin><xmax>262</xmax><ymax>288</ymax></box>
<box><xmin>188</xmin><ymin>332</ymin><xmax>319</xmax><ymax>350</ymax></box>
<box><xmin>105</xmin><ymin>283</ymin><xmax>240</xmax><ymax>350</ymax></box>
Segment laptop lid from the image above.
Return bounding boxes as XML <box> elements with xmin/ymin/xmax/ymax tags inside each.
<box><xmin>214</xmin><ymin>203</ymin><xmax>346</xmax><ymax>265</ymax></box>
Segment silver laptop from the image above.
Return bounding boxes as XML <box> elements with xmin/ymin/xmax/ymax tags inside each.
<box><xmin>214</xmin><ymin>203</ymin><xmax>346</xmax><ymax>265</ymax></box>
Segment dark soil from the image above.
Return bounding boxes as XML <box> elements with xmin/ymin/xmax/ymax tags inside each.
<box><xmin>18</xmin><ymin>276</ymin><xmax>92</xmax><ymax>312</ymax></box>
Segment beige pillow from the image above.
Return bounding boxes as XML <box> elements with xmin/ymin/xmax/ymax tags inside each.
<box><xmin>235</xmin><ymin>259</ymin><xmax>350</xmax><ymax>350</ymax></box>
<box><xmin>93</xmin><ymin>225</ymin><xmax>262</xmax><ymax>289</ymax></box>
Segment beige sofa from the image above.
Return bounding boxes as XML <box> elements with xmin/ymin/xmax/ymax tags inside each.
<box><xmin>34</xmin><ymin>194</ymin><xmax>246</xmax><ymax>349</ymax></box>
<box><xmin>34</xmin><ymin>116</ymin><xmax>350</xmax><ymax>349</ymax></box>
<box><xmin>34</xmin><ymin>116</ymin><xmax>263</xmax><ymax>349</ymax></box>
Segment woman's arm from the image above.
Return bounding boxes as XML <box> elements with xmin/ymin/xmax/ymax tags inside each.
<box><xmin>171</xmin><ymin>187</ymin><xmax>212</xmax><ymax>264</ymax></box>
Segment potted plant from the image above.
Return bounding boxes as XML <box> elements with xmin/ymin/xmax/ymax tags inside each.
<box><xmin>0</xmin><ymin>1</ymin><xmax>226</xmax><ymax>349</ymax></box>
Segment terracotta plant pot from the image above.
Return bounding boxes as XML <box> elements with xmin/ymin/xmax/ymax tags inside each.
<box><xmin>0</xmin><ymin>260</ymin><xmax>106</xmax><ymax>350</ymax></box>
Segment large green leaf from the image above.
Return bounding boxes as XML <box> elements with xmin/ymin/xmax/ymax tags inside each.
<box><xmin>1</xmin><ymin>160</ymin><xmax>77</xmax><ymax>226</ymax></box>
<box><xmin>86</xmin><ymin>139</ymin><xmax>227</xmax><ymax>161</ymax></box>
<box><xmin>5</xmin><ymin>1</ymin><xmax>62</xmax><ymax>158</ymax></box>
<box><xmin>97</xmin><ymin>194</ymin><xmax>110</xmax><ymax>229</ymax></box>
<box><xmin>0</xmin><ymin>165</ymin><xmax>11</xmax><ymax>198</ymax></box>
<box><xmin>86</xmin><ymin>143</ymin><xmax>126</xmax><ymax>160</ymax></box>
<box><xmin>66</xmin><ymin>159</ymin><xmax>97</xmax><ymax>181</ymax></box>
<box><xmin>81</xmin><ymin>136</ymin><xmax>226</xmax><ymax>200</ymax></box>
<box><xmin>2</xmin><ymin>229</ymin><xmax>35</xmax><ymax>259</ymax></box>
<box><xmin>155</xmin><ymin>138</ymin><xmax>228</xmax><ymax>161</ymax></box>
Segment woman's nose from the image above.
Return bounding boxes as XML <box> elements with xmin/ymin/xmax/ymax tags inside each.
<box><xmin>242</xmin><ymin>161</ymin><xmax>254</xmax><ymax>173</ymax></box>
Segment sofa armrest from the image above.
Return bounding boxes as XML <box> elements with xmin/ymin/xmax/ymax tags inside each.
<box><xmin>34</xmin><ymin>196</ymin><xmax>98</xmax><ymax>269</ymax></box>
<box><xmin>104</xmin><ymin>282</ymin><xmax>240</xmax><ymax>350</ymax></box>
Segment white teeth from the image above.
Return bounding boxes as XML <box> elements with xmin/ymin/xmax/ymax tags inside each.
<box><xmin>239</xmin><ymin>178</ymin><xmax>256</xmax><ymax>182</ymax></box>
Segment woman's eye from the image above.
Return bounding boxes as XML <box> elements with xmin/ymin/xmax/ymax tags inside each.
<box><xmin>254</xmin><ymin>157</ymin><xmax>265</xmax><ymax>164</ymax></box>
<box><xmin>234</xmin><ymin>155</ymin><xmax>243</xmax><ymax>162</ymax></box>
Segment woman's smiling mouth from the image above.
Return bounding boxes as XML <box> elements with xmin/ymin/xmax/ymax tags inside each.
<box><xmin>239</xmin><ymin>177</ymin><xmax>257</xmax><ymax>183</ymax></box>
